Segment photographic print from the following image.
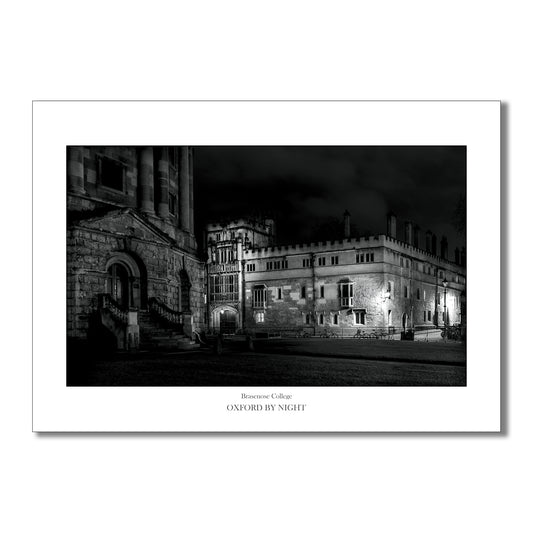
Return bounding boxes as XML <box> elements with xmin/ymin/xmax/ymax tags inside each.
<box><xmin>33</xmin><ymin>101</ymin><xmax>499</xmax><ymax>432</ymax></box>
<box><xmin>66</xmin><ymin>145</ymin><xmax>466</xmax><ymax>387</ymax></box>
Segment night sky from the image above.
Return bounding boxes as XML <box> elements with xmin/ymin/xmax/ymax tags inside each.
<box><xmin>193</xmin><ymin>146</ymin><xmax>466</xmax><ymax>253</ymax></box>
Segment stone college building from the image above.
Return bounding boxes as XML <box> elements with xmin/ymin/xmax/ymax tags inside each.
<box><xmin>67</xmin><ymin>146</ymin><xmax>204</xmax><ymax>351</ymax></box>
<box><xmin>67</xmin><ymin>146</ymin><xmax>466</xmax><ymax>352</ymax></box>
<box><xmin>206</xmin><ymin>212</ymin><xmax>466</xmax><ymax>337</ymax></box>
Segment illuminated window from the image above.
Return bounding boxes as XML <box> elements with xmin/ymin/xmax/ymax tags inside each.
<box><xmin>339</xmin><ymin>282</ymin><xmax>354</xmax><ymax>307</ymax></box>
<box><xmin>255</xmin><ymin>311</ymin><xmax>265</xmax><ymax>323</ymax></box>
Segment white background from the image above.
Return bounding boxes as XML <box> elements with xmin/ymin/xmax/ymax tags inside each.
<box><xmin>33</xmin><ymin>100</ymin><xmax>499</xmax><ymax>432</ymax></box>
<box><xmin>1</xmin><ymin>1</ymin><xmax>528</xmax><ymax>532</ymax></box>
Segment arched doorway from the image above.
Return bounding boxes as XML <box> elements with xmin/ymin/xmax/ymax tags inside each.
<box><xmin>212</xmin><ymin>306</ymin><xmax>239</xmax><ymax>334</ymax></box>
<box><xmin>105</xmin><ymin>252</ymin><xmax>145</xmax><ymax>309</ymax></box>
<box><xmin>220</xmin><ymin>309</ymin><xmax>237</xmax><ymax>334</ymax></box>
<box><xmin>106</xmin><ymin>262</ymin><xmax>130</xmax><ymax>307</ymax></box>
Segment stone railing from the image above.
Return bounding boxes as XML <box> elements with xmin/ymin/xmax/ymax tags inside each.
<box><xmin>98</xmin><ymin>293</ymin><xmax>128</xmax><ymax>324</ymax></box>
<box><xmin>97</xmin><ymin>293</ymin><xmax>139</xmax><ymax>350</ymax></box>
<box><xmin>148</xmin><ymin>297</ymin><xmax>183</xmax><ymax>326</ymax></box>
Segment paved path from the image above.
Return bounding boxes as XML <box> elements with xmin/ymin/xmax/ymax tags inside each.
<box><xmin>68</xmin><ymin>338</ymin><xmax>466</xmax><ymax>386</ymax></box>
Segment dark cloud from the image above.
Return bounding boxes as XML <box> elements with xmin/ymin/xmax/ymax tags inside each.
<box><xmin>193</xmin><ymin>146</ymin><xmax>466</xmax><ymax>252</ymax></box>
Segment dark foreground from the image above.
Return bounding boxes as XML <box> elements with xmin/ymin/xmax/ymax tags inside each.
<box><xmin>68</xmin><ymin>338</ymin><xmax>466</xmax><ymax>386</ymax></box>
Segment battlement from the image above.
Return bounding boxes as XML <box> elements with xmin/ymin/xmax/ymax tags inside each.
<box><xmin>241</xmin><ymin>233</ymin><xmax>465</xmax><ymax>273</ymax></box>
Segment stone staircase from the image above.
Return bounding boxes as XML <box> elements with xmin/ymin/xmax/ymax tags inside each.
<box><xmin>138</xmin><ymin>310</ymin><xmax>199</xmax><ymax>351</ymax></box>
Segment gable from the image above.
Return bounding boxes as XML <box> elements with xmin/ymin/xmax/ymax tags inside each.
<box><xmin>74</xmin><ymin>209</ymin><xmax>172</xmax><ymax>245</ymax></box>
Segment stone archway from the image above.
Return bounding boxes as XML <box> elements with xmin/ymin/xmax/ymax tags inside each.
<box><xmin>211</xmin><ymin>305</ymin><xmax>239</xmax><ymax>334</ymax></box>
<box><xmin>105</xmin><ymin>252</ymin><xmax>145</xmax><ymax>309</ymax></box>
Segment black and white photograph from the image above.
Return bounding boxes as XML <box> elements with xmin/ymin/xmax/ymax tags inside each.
<box><xmin>8</xmin><ymin>2</ymin><xmax>529</xmax><ymax>531</ymax></box>
<box><xmin>66</xmin><ymin>145</ymin><xmax>467</xmax><ymax>387</ymax></box>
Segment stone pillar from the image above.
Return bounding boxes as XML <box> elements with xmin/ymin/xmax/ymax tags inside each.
<box><xmin>139</xmin><ymin>147</ymin><xmax>155</xmax><ymax>214</ymax></box>
<box><xmin>155</xmin><ymin>147</ymin><xmax>170</xmax><ymax>219</ymax></box>
<box><xmin>189</xmin><ymin>148</ymin><xmax>194</xmax><ymax>235</ymax></box>
<box><xmin>179</xmin><ymin>147</ymin><xmax>190</xmax><ymax>232</ymax></box>
<box><xmin>67</xmin><ymin>147</ymin><xmax>85</xmax><ymax>194</ymax></box>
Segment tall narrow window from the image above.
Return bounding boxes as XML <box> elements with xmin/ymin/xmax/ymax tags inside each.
<box><xmin>277</xmin><ymin>287</ymin><xmax>282</xmax><ymax>300</ymax></box>
<box><xmin>300</xmin><ymin>285</ymin><xmax>306</xmax><ymax>299</ymax></box>
<box><xmin>253</xmin><ymin>285</ymin><xmax>267</xmax><ymax>308</ymax></box>
<box><xmin>333</xmin><ymin>314</ymin><xmax>339</xmax><ymax>325</ymax></box>
<box><xmin>169</xmin><ymin>193</ymin><xmax>177</xmax><ymax>215</ymax></box>
<box><xmin>340</xmin><ymin>282</ymin><xmax>354</xmax><ymax>307</ymax></box>
<box><xmin>320</xmin><ymin>285</ymin><xmax>325</xmax><ymax>298</ymax></box>
<box><xmin>100</xmin><ymin>156</ymin><xmax>124</xmax><ymax>191</ymax></box>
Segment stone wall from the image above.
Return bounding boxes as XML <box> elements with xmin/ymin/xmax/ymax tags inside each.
<box><xmin>67</xmin><ymin>222</ymin><xmax>205</xmax><ymax>340</ymax></box>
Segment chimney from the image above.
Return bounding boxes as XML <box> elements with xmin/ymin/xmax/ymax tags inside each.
<box><xmin>455</xmin><ymin>247</ymin><xmax>460</xmax><ymax>264</ymax></box>
<box><xmin>414</xmin><ymin>225</ymin><xmax>421</xmax><ymax>248</ymax></box>
<box><xmin>264</xmin><ymin>218</ymin><xmax>276</xmax><ymax>245</ymax></box>
<box><xmin>426</xmin><ymin>230</ymin><xmax>433</xmax><ymax>252</ymax></box>
<box><xmin>404</xmin><ymin>221</ymin><xmax>413</xmax><ymax>245</ymax></box>
<box><xmin>387</xmin><ymin>212</ymin><xmax>397</xmax><ymax>239</ymax></box>
<box><xmin>431</xmin><ymin>234</ymin><xmax>437</xmax><ymax>255</ymax></box>
<box><xmin>343</xmin><ymin>210</ymin><xmax>351</xmax><ymax>239</ymax></box>
<box><xmin>440</xmin><ymin>236</ymin><xmax>448</xmax><ymax>260</ymax></box>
